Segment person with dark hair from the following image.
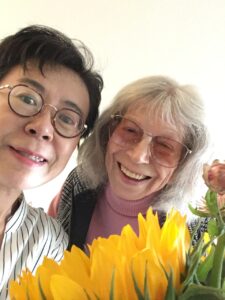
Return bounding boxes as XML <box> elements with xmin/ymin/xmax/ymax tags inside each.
<box><xmin>0</xmin><ymin>25</ymin><xmax>103</xmax><ymax>298</ymax></box>
<box><xmin>49</xmin><ymin>75</ymin><xmax>210</xmax><ymax>250</ymax></box>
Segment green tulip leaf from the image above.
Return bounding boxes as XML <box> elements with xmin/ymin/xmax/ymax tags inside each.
<box><xmin>208</xmin><ymin>219</ymin><xmax>220</xmax><ymax>237</ymax></box>
<box><xmin>205</xmin><ymin>190</ymin><xmax>219</xmax><ymax>216</ymax></box>
<box><xmin>197</xmin><ymin>246</ymin><xmax>215</xmax><ymax>282</ymax></box>
<box><xmin>178</xmin><ymin>284</ymin><xmax>225</xmax><ymax>300</ymax></box>
<box><xmin>164</xmin><ymin>272</ymin><xmax>176</xmax><ymax>300</ymax></box>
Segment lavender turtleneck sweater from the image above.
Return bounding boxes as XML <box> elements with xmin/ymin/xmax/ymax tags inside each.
<box><xmin>86</xmin><ymin>184</ymin><xmax>156</xmax><ymax>245</ymax></box>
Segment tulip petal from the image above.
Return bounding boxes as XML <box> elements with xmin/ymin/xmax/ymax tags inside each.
<box><xmin>51</xmin><ymin>275</ymin><xmax>91</xmax><ymax>300</ymax></box>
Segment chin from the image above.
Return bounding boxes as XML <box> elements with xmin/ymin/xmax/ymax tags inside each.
<box><xmin>18</xmin><ymin>177</ymin><xmax>47</xmax><ymax>190</ymax></box>
<box><xmin>114</xmin><ymin>191</ymin><xmax>140</xmax><ymax>201</ymax></box>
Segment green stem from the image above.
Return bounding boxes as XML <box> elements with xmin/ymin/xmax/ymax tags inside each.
<box><xmin>217</xmin><ymin>206</ymin><xmax>225</xmax><ymax>229</ymax></box>
<box><xmin>209</xmin><ymin>232</ymin><xmax>225</xmax><ymax>288</ymax></box>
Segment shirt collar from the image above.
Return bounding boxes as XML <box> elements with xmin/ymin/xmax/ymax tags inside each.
<box><xmin>5</xmin><ymin>194</ymin><xmax>28</xmax><ymax>233</ymax></box>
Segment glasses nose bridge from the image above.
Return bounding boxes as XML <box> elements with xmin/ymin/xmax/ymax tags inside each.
<box><xmin>41</xmin><ymin>103</ymin><xmax>58</xmax><ymax>117</ymax></box>
<box><xmin>142</xmin><ymin>130</ymin><xmax>154</xmax><ymax>145</ymax></box>
<box><xmin>139</xmin><ymin>131</ymin><xmax>155</xmax><ymax>158</ymax></box>
<box><xmin>127</xmin><ymin>130</ymin><xmax>153</xmax><ymax>164</ymax></box>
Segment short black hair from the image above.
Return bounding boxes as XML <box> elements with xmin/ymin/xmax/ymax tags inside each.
<box><xmin>0</xmin><ymin>25</ymin><xmax>103</xmax><ymax>137</ymax></box>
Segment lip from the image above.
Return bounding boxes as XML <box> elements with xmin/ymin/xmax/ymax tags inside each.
<box><xmin>9</xmin><ymin>146</ymin><xmax>48</xmax><ymax>167</ymax></box>
<box><xmin>118</xmin><ymin>162</ymin><xmax>150</xmax><ymax>183</ymax></box>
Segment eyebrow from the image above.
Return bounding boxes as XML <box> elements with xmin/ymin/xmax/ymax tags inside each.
<box><xmin>63</xmin><ymin>100</ymin><xmax>83</xmax><ymax>116</ymax></box>
<box><xmin>125</xmin><ymin>115</ymin><xmax>182</xmax><ymax>140</ymax></box>
<box><xmin>18</xmin><ymin>78</ymin><xmax>45</xmax><ymax>93</ymax></box>
<box><xmin>18</xmin><ymin>77</ymin><xmax>83</xmax><ymax>116</ymax></box>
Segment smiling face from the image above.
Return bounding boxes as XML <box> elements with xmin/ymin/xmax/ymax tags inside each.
<box><xmin>105</xmin><ymin>104</ymin><xmax>184</xmax><ymax>200</ymax></box>
<box><xmin>0</xmin><ymin>63</ymin><xmax>89</xmax><ymax>191</ymax></box>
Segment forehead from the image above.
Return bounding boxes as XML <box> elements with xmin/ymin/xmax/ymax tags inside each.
<box><xmin>1</xmin><ymin>62</ymin><xmax>81</xmax><ymax>85</ymax></box>
<box><xmin>124</xmin><ymin>102</ymin><xmax>185</xmax><ymax>139</ymax></box>
<box><xmin>0</xmin><ymin>63</ymin><xmax>90</xmax><ymax>118</ymax></box>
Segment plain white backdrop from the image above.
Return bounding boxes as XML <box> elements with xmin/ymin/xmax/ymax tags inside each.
<box><xmin>1</xmin><ymin>0</ymin><xmax>225</xmax><ymax>210</ymax></box>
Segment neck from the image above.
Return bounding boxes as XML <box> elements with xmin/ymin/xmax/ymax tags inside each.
<box><xmin>0</xmin><ymin>186</ymin><xmax>22</xmax><ymax>245</ymax></box>
<box><xmin>0</xmin><ymin>185</ymin><xmax>21</xmax><ymax>211</ymax></box>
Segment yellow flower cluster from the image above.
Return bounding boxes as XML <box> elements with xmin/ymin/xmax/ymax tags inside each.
<box><xmin>10</xmin><ymin>209</ymin><xmax>190</xmax><ymax>300</ymax></box>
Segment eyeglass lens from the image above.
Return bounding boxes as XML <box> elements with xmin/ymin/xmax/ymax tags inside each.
<box><xmin>110</xmin><ymin>116</ymin><xmax>187</xmax><ymax>167</ymax></box>
<box><xmin>9</xmin><ymin>85</ymin><xmax>42</xmax><ymax>116</ymax></box>
<box><xmin>8</xmin><ymin>85</ymin><xmax>85</xmax><ymax>138</ymax></box>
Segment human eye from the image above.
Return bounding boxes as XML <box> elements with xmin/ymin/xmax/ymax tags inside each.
<box><xmin>121</xmin><ymin>119</ymin><xmax>138</xmax><ymax>132</ymax></box>
<box><xmin>12</xmin><ymin>86</ymin><xmax>40</xmax><ymax>107</ymax></box>
<box><xmin>19</xmin><ymin>94</ymin><xmax>38</xmax><ymax>106</ymax></box>
<box><xmin>154</xmin><ymin>137</ymin><xmax>175</xmax><ymax>152</ymax></box>
<box><xmin>119</xmin><ymin>119</ymin><xmax>141</xmax><ymax>142</ymax></box>
<box><xmin>58</xmin><ymin>113</ymin><xmax>75</xmax><ymax>125</ymax></box>
<box><xmin>57</xmin><ymin>109</ymin><xmax>81</xmax><ymax>128</ymax></box>
<box><xmin>123</xmin><ymin>126</ymin><xmax>138</xmax><ymax>136</ymax></box>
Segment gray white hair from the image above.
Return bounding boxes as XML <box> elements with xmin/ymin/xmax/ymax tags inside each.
<box><xmin>78</xmin><ymin>75</ymin><xmax>211</xmax><ymax>221</ymax></box>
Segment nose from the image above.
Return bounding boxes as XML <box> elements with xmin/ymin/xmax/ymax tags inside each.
<box><xmin>126</xmin><ymin>137</ymin><xmax>152</xmax><ymax>164</ymax></box>
<box><xmin>24</xmin><ymin>109</ymin><xmax>54</xmax><ymax>141</ymax></box>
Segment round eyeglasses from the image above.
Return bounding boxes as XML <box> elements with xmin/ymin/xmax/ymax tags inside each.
<box><xmin>0</xmin><ymin>84</ymin><xmax>87</xmax><ymax>138</ymax></box>
<box><xmin>109</xmin><ymin>115</ymin><xmax>192</xmax><ymax>168</ymax></box>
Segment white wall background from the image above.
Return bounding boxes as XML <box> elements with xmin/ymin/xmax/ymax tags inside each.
<box><xmin>1</xmin><ymin>0</ymin><xmax>225</xmax><ymax>211</ymax></box>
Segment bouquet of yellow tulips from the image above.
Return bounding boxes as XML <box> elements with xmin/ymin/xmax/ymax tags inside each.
<box><xmin>9</xmin><ymin>161</ymin><xmax>225</xmax><ymax>300</ymax></box>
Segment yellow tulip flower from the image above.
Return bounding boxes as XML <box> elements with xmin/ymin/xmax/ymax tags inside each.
<box><xmin>9</xmin><ymin>208</ymin><xmax>190</xmax><ymax>300</ymax></box>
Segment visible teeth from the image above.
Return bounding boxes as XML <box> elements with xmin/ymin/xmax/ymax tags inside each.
<box><xmin>29</xmin><ymin>155</ymin><xmax>44</xmax><ymax>162</ymax></box>
<box><xmin>18</xmin><ymin>150</ymin><xmax>45</xmax><ymax>162</ymax></box>
<box><xmin>120</xmin><ymin>165</ymin><xmax>146</xmax><ymax>180</ymax></box>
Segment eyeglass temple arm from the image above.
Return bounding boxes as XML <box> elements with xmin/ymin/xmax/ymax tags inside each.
<box><xmin>0</xmin><ymin>84</ymin><xmax>11</xmax><ymax>90</ymax></box>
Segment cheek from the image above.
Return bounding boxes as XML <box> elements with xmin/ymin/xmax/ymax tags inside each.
<box><xmin>0</xmin><ymin>110</ymin><xmax>23</xmax><ymax>128</ymax></box>
<box><xmin>105</xmin><ymin>140</ymin><xmax>118</xmax><ymax>172</ymax></box>
<box><xmin>164</xmin><ymin>168</ymin><xmax>177</xmax><ymax>184</ymax></box>
<box><xmin>105</xmin><ymin>145</ymin><xmax>112</xmax><ymax>174</ymax></box>
<box><xmin>54</xmin><ymin>139</ymin><xmax>78</xmax><ymax>165</ymax></box>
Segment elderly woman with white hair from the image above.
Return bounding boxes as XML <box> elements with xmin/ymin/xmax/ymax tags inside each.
<box><xmin>49</xmin><ymin>75</ymin><xmax>211</xmax><ymax>250</ymax></box>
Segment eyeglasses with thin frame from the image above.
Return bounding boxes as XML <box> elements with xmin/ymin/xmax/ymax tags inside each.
<box><xmin>0</xmin><ymin>84</ymin><xmax>87</xmax><ymax>138</ymax></box>
<box><xmin>109</xmin><ymin>114</ymin><xmax>192</xmax><ymax>168</ymax></box>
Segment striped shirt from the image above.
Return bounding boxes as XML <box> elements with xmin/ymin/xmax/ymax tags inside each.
<box><xmin>0</xmin><ymin>195</ymin><xmax>68</xmax><ymax>299</ymax></box>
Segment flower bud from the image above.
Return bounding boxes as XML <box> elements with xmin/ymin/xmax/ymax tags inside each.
<box><xmin>203</xmin><ymin>160</ymin><xmax>225</xmax><ymax>195</ymax></box>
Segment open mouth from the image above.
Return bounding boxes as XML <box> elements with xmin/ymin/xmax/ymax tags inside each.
<box><xmin>11</xmin><ymin>146</ymin><xmax>47</xmax><ymax>164</ymax></box>
<box><xmin>119</xmin><ymin>163</ymin><xmax>150</xmax><ymax>181</ymax></box>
